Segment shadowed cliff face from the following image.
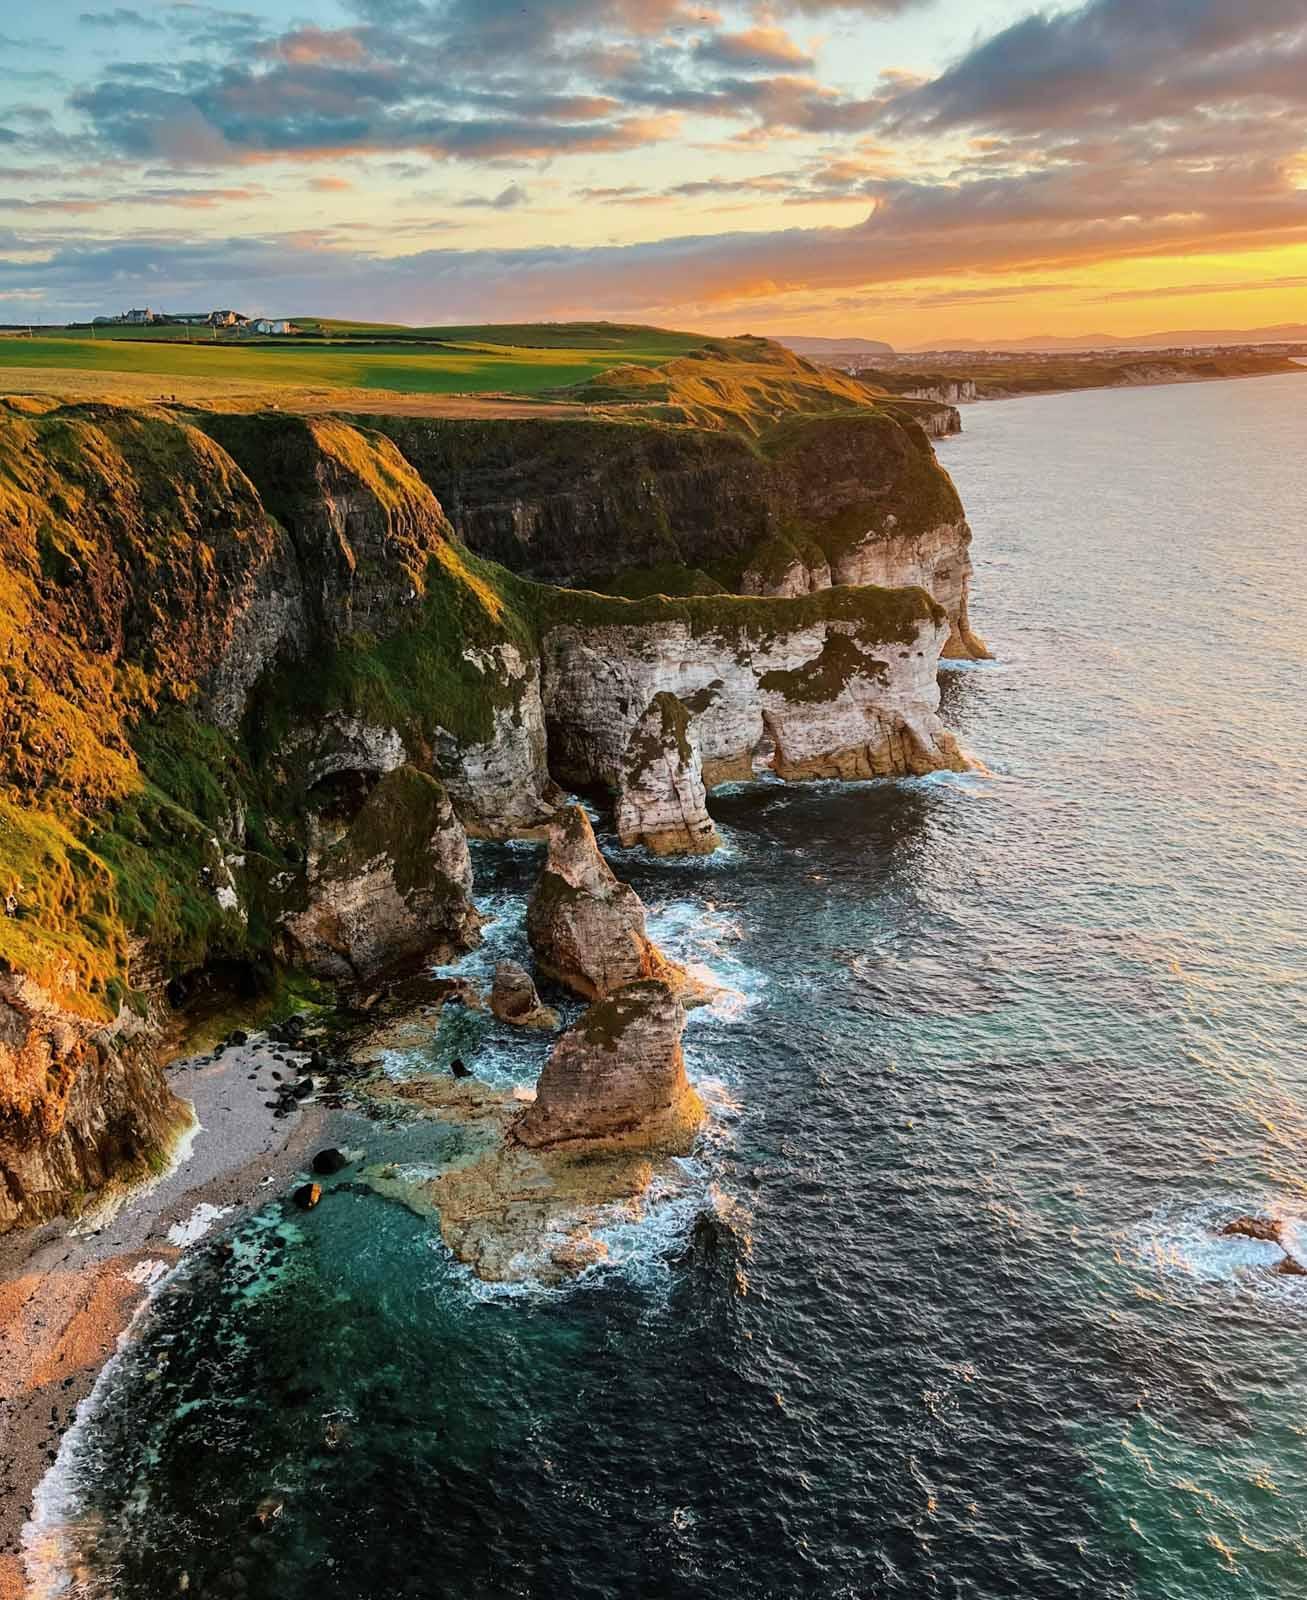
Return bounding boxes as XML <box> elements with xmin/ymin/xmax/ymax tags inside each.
<box><xmin>369</xmin><ymin>407</ymin><xmax>986</xmax><ymax>660</ymax></box>
<box><xmin>0</xmin><ymin>394</ymin><xmax>974</xmax><ymax>1228</ymax></box>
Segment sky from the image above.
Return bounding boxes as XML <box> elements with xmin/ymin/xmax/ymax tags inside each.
<box><xmin>3</xmin><ymin>0</ymin><xmax>1307</xmax><ymax>344</ymax></box>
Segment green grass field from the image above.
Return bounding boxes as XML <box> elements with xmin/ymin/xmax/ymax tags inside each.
<box><xmin>0</xmin><ymin>321</ymin><xmax>708</xmax><ymax>396</ymax></box>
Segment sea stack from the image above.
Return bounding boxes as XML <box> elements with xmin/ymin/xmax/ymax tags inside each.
<box><xmin>526</xmin><ymin>806</ymin><xmax>711</xmax><ymax>1004</ymax></box>
<box><xmin>616</xmin><ymin>692</ymin><xmax>720</xmax><ymax>856</ymax></box>
<box><xmin>514</xmin><ymin>980</ymin><xmax>703</xmax><ymax>1154</ymax></box>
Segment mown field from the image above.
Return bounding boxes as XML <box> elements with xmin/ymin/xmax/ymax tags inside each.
<box><xmin>0</xmin><ymin>321</ymin><xmax>706</xmax><ymax>397</ymax></box>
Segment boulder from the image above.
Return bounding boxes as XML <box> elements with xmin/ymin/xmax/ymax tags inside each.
<box><xmin>513</xmin><ymin>980</ymin><xmax>704</xmax><ymax>1155</ymax></box>
<box><xmin>615</xmin><ymin>693</ymin><xmax>720</xmax><ymax>857</ymax></box>
<box><xmin>489</xmin><ymin>961</ymin><xmax>559</xmax><ymax>1030</ymax></box>
<box><xmin>311</xmin><ymin>1148</ymin><xmax>348</xmax><ymax>1176</ymax></box>
<box><xmin>293</xmin><ymin>1182</ymin><xmax>322</xmax><ymax>1210</ymax></box>
<box><xmin>279</xmin><ymin>764</ymin><xmax>481</xmax><ymax>986</ymax></box>
<box><xmin>526</xmin><ymin>807</ymin><xmax>712</xmax><ymax>1005</ymax></box>
<box><xmin>1220</xmin><ymin>1215</ymin><xmax>1283</xmax><ymax>1244</ymax></box>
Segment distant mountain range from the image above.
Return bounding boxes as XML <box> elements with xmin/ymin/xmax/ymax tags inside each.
<box><xmin>776</xmin><ymin>335</ymin><xmax>894</xmax><ymax>356</ymax></box>
<box><xmin>903</xmin><ymin>323</ymin><xmax>1307</xmax><ymax>353</ymax></box>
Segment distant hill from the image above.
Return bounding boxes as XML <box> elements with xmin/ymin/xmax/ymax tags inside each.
<box><xmin>905</xmin><ymin>323</ymin><xmax>1307</xmax><ymax>354</ymax></box>
<box><xmin>775</xmin><ymin>335</ymin><xmax>895</xmax><ymax>357</ymax></box>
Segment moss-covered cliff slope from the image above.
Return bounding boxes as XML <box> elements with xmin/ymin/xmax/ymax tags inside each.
<box><xmin>0</xmin><ymin>382</ymin><xmax>972</xmax><ymax>1228</ymax></box>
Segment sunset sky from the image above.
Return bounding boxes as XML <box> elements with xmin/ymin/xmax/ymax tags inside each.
<box><xmin>5</xmin><ymin>0</ymin><xmax>1307</xmax><ymax>344</ymax></box>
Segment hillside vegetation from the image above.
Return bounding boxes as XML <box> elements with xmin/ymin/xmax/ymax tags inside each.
<box><xmin>0</xmin><ymin>394</ymin><xmax>942</xmax><ymax>1024</ymax></box>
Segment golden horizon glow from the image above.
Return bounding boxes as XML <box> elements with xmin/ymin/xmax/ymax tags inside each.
<box><xmin>3</xmin><ymin>1</ymin><xmax>1307</xmax><ymax>346</ymax></box>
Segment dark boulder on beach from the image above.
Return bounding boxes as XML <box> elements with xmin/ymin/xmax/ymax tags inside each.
<box><xmin>312</xmin><ymin>1148</ymin><xmax>348</xmax><ymax>1176</ymax></box>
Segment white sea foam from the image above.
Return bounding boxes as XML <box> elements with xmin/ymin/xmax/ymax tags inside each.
<box><xmin>645</xmin><ymin>897</ymin><xmax>767</xmax><ymax>1024</ymax></box>
<box><xmin>1132</xmin><ymin>1196</ymin><xmax>1307</xmax><ymax>1304</ymax></box>
<box><xmin>123</xmin><ymin>1258</ymin><xmax>170</xmax><ymax>1288</ymax></box>
<box><xmin>165</xmin><ymin>1201</ymin><xmax>234</xmax><ymax>1248</ymax></box>
<box><xmin>937</xmin><ymin>656</ymin><xmax>1009</xmax><ymax>673</ymax></box>
<box><xmin>23</xmin><ymin>1253</ymin><xmax>189</xmax><ymax>1598</ymax></box>
<box><xmin>68</xmin><ymin>1098</ymin><xmax>202</xmax><ymax>1238</ymax></box>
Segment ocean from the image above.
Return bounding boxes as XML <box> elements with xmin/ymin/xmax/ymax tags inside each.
<box><xmin>28</xmin><ymin>372</ymin><xmax>1307</xmax><ymax>1599</ymax></box>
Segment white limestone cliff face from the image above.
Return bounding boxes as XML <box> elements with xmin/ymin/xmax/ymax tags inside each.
<box><xmin>279</xmin><ymin>766</ymin><xmax>479</xmax><ymax>984</ymax></box>
<box><xmin>436</xmin><ymin>643</ymin><xmax>562</xmax><ymax>836</ymax></box>
<box><xmin>739</xmin><ymin>544</ymin><xmax>831</xmax><ymax>600</ymax></box>
<box><xmin>740</xmin><ymin>520</ymin><xmax>988</xmax><ymax>660</ymax></box>
<box><xmin>830</xmin><ymin>520</ymin><xmax>989</xmax><ymax>660</ymax></box>
<box><xmin>898</xmin><ymin>382</ymin><xmax>976</xmax><ymax>405</ymax></box>
<box><xmin>615</xmin><ymin>693</ymin><xmax>720</xmax><ymax>856</ymax></box>
<box><xmin>913</xmin><ymin>404</ymin><xmax>963</xmax><ymax>438</ymax></box>
<box><xmin>542</xmin><ymin>608</ymin><xmax>968</xmax><ymax>796</ymax></box>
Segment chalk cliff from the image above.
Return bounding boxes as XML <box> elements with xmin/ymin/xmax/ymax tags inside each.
<box><xmin>369</xmin><ymin>403</ymin><xmax>986</xmax><ymax>659</ymax></box>
<box><xmin>615</xmin><ymin>692</ymin><xmax>720</xmax><ymax>856</ymax></box>
<box><xmin>541</xmin><ymin>588</ymin><xmax>967</xmax><ymax>793</ymax></box>
<box><xmin>0</xmin><ymin>383</ymin><xmax>977</xmax><ymax>1228</ymax></box>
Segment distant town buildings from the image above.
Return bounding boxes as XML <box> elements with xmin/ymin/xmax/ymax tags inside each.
<box><xmin>89</xmin><ymin>307</ymin><xmax>301</xmax><ymax>335</ymax></box>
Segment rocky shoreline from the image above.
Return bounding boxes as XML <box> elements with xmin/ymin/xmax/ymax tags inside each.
<box><xmin>0</xmin><ymin>335</ymin><xmax>989</xmax><ymax>1589</ymax></box>
<box><xmin>345</xmin><ymin>810</ymin><xmax>725</xmax><ymax>1286</ymax></box>
<box><xmin>1</xmin><ymin>384</ymin><xmax>978</xmax><ymax>1237</ymax></box>
<box><xmin>0</xmin><ymin>1033</ymin><xmax>348</xmax><ymax>1599</ymax></box>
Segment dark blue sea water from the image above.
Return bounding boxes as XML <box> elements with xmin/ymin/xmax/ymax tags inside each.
<box><xmin>29</xmin><ymin>373</ymin><xmax>1307</xmax><ymax>1599</ymax></box>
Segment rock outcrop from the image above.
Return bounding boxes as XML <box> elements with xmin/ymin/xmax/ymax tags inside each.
<box><xmin>542</xmin><ymin>589</ymin><xmax>969</xmax><ymax>794</ymax></box>
<box><xmin>738</xmin><ymin>517</ymin><xmax>986</xmax><ymax>660</ymax></box>
<box><xmin>514</xmin><ymin>980</ymin><xmax>702</xmax><ymax>1154</ymax></box>
<box><xmin>490</xmin><ymin>961</ymin><xmax>559</xmax><ymax>1030</ymax></box>
<box><xmin>526</xmin><ymin>807</ymin><xmax>710</xmax><ymax>1004</ymax></box>
<box><xmin>279</xmin><ymin>765</ymin><xmax>479</xmax><ymax>985</ymax></box>
<box><xmin>1216</xmin><ymin>1214</ymin><xmax>1307</xmax><ymax>1277</ymax></box>
<box><xmin>371</xmin><ymin>402</ymin><xmax>986</xmax><ymax>659</ymax></box>
<box><xmin>0</xmin><ymin>972</ymin><xmax>188</xmax><ymax>1231</ymax></box>
<box><xmin>616</xmin><ymin>693</ymin><xmax>720</xmax><ymax>856</ymax></box>
<box><xmin>0</xmin><ymin>389</ymin><xmax>976</xmax><ymax>1229</ymax></box>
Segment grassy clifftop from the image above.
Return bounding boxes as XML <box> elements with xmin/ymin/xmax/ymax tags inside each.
<box><xmin>0</xmin><ymin>398</ymin><xmax>946</xmax><ymax>1034</ymax></box>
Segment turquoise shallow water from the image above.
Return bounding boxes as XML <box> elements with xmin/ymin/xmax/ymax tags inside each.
<box><xmin>29</xmin><ymin>373</ymin><xmax>1307</xmax><ymax>1599</ymax></box>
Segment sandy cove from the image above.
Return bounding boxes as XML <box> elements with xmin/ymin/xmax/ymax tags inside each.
<box><xmin>0</xmin><ymin>1037</ymin><xmax>341</xmax><ymax>1600</ymax></box>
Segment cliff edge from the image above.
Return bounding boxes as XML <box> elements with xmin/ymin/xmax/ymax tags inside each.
<box><xmin>0</xmin><ymin>379</ymin><xmax>977</xmax><ymax>1227</ymax></box>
